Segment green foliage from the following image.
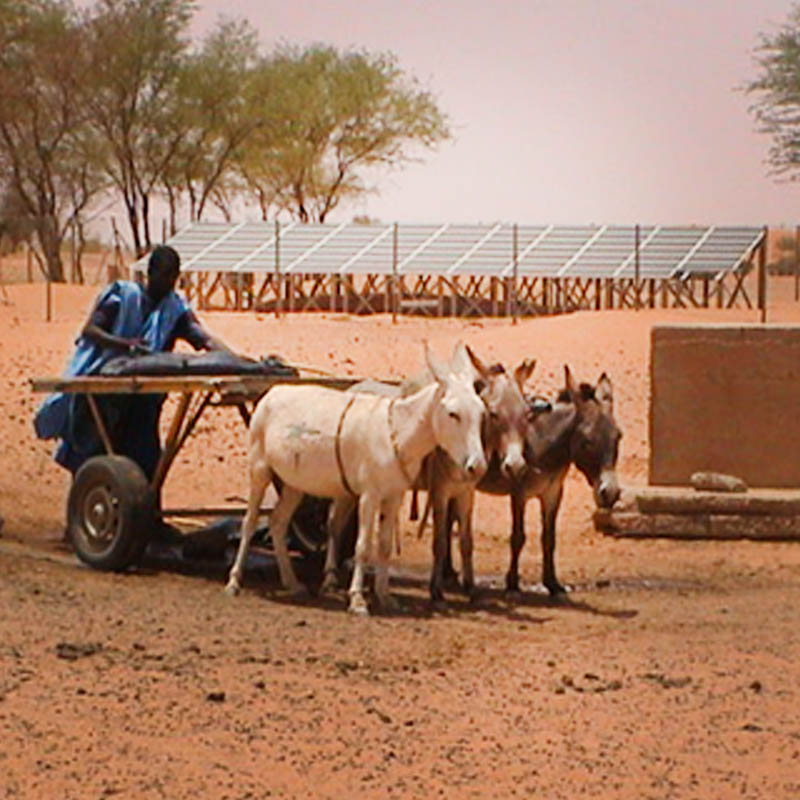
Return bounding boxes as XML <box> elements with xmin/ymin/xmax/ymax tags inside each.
<box><xmin>164</xmin><ymin>17</ymin><xmax>262</xmax><ymax>226</ymax></box>
<box><xmin>746</xmin><ymin>4</ymin><xmax>800</xmax><ymax>179</ymax></box>
<box><xmin>237</xmin><ymin>44</ymin><xmax>451</xmax><ymax>222</ymax></box>
<box><xmin>0</xmin><ymin>0</ymin><xmax>102</xmax><ymax>280</ymax></box>
<box><xmin>79</xmin><ymin>0</ymin><xmax>196</xmax><ymax>256</ymax></box>
<box><xmin>767</xmin><ymin>230</ymin><xmax>800</xmax><ymax>274</ymax></box>
<box><xmin>0</xmin><ymin>0</ymin><xmax>451</xmax><ymax>265</ymax></box>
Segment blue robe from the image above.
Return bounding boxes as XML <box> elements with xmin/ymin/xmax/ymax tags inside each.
<box><xmin>34</xmin><ymin>281</ymin><xmax>190</xmax><ymax>477</ymax></box>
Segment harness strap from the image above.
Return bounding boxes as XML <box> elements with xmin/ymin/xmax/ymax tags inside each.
<box><xmin>388</xmin><ymin>398</ymin><xmax>417</xmax><ymax>488</ymax></box>
<box><xmin>335</xmin><ymin>394</ymin><xmax>358</xmax><ymax>495</ymax></box>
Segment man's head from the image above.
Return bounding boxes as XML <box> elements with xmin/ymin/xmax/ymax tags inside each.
<box><xmin>146</xmin><ymin>245</ymin><xmax>181</xmax><ymax>302</ymax></box>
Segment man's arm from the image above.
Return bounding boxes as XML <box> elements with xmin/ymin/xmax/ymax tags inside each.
<box><xmin>81</xmin><ymin>296</ymin><xmax>150</xmax><ymax>355</ymax></box>
<box><xmin>176</xmin><ymin>310</ymin><xmax>233</xmax><ymax>353</ymax></box>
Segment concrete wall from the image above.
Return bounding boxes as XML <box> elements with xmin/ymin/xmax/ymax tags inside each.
<box><xmin>650</xmin><ymin>325</ymin><xmax>800</xmax><ymax>488</ymax></box>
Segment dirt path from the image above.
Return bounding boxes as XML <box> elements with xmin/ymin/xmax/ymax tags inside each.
<box><xmin>2</xmin><ymin>282</ymin><xmax>800</xmax><ymax>798</ymax></box>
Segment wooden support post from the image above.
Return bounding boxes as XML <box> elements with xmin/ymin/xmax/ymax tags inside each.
<box><xmin>391</xmin><ymin>222</ymin><xmax>398</xmax><ymax>323</ymax></box>
<box><xmin>793</xmin><ymin>225</ymin><xmax>800</xmax><ymax>302</ymax></box>
<box><xmin>152</xmin><ymin>392</ymin><xmax>193</xmax><ymax>494</ymax></box>
<box><xmin>287</xmin><ymin>274</ymin><xmax>295</xmax><ymax>313</ymax></box>
<box><xmin>634</xmin><ymin>223</ymin><xmax>641</xmax><ymax>310</ymax></box>
<box><xmin>274</xmin><ymin>219</ymin><xmax>282</xmax><ymax>319</ymax></box>
<box><xmin>512</xmin><ymin>223</ymin><xmax>519</xmax><ymax>324</ymax></box>
<box><xmin>758</xmin><ymin>225</ymin><xmax>768</xmax><ymax>323</ymax></box>
<box><xmin>86</xmin><ymin>395</ymin><xmax>114</xmax><ymax>454</ymax></box>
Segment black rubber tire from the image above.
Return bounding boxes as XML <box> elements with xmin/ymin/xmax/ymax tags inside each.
<box><xmin>288</xmin><ymin>495</ymin><xmax>331</xmax><ymax>557</ymax></box>
<box><xmin>67</xmin><ymin>455</ymin><xmax>155</xmax><ymax>571</ymax></box>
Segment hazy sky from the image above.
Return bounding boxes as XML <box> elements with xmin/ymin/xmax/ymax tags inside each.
<box><xmin>190</xmin><ymin>0</ymin><xmax>797</xmax><ymax>227</ymax></box>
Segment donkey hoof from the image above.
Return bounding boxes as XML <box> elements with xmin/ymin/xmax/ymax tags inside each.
<box><xmin>545</xmin><ymin>580</ymin><xmax>569</xmax><ymax>597</ymax></box>
<box><xmin>224</xmin><ymin>581</ymin><xmax>240</xmax><ymax>597</ymax></box>
<box><xmin>320</xmin><ymin>574</ymin><xmax>340</xmax><ymax>595</ymax></box>
<box><xmin>443</xmin><ymin>572</ymin><xmax>461</xmax><ymax>592</ymax></box>
<box><xmin>378</xmin><ymin>594</ymin><xmax>401</xmax><ymax>613</ymax></box>
<box><xmin>348</xmin><ymin>598</ymin><xmax>370</xmax><ymax>617</ymax></box>
<box><xmin>429</xmin><ymin>598</ymin><xmax>449</xmax><ymax>614</ymax></box>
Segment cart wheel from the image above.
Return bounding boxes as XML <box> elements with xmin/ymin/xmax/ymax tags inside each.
<box><xmin>288</xmin><ymin>495</ymin><xmax>331</xmax><ymax>558</ymax></box>
<box><xmin>67</xmin><ymin>455</ymin><xmax>155</xmax><ymax>571</ymax></box>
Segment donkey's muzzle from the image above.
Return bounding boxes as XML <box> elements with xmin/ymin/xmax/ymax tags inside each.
<box><xmin>594</xmin><ymin>474</ymin><xmax>621</xmax><ymax>509</ymax></box>
<box><xmin>463</xmin><ymin>454</ymin><xmax>487</xmax><ymax>481</ymax></box>
<box><xmin>501</xmin><ymin>450</ymin><xmax>527</xmax><ymax>480</ymax></box>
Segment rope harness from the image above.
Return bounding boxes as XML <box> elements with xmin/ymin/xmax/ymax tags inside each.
<box><xmin>334</xmin><ymin>394</ymin><xmax>358</xmax><ymax>495</ymax></box>
<box><xmin>387</xmin><ymin>398</ymin><xmax>418</xmax><ymax>488</ymax></box>
<box><xmin>334</xmin><ymin>395</ymin><xmax>419</xmax><ymax>497</ymax></box>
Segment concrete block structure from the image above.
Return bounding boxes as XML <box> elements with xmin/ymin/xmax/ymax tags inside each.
<box><xmin>650</xmin><ymin>325</ymin><xmax>800</xmax><ymax>488</ymax></box>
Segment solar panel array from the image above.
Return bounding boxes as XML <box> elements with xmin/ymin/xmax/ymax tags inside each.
<box><xmin>133</xmin><ymin>222</ymin><xmax>764</xmax><ymax>280</ymax></box>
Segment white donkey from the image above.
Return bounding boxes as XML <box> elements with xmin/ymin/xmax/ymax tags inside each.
<box><xmin>225</xmin><ymin>344</ymin><xmax>489</xmax><ymax>615</ymax></box>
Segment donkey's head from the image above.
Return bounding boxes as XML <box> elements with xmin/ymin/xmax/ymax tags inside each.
<box><xmin>451</xmin><ymin>343</ymin><xmax>534</xmax><ymax>481</ymax></box>
<box><xmin>564</xmin><ymin>366</ymin><xmax>622</xmax><ymax>509</ymax></box>
<box><xmin>426</xmin><ymin>343</ymin><xmax>488</xmax><ymax>480</ymax></box>
<box><xmin>478</xmin><ymin>358</ymin><xmax>536</xmax><ymax>480</ymax></box>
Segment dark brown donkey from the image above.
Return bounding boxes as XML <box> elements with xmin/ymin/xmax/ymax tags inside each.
<box><xmin>440</xmin><ymin>365</ymin><xmax>621</xmax><ymax>597</ymax></box>
<box><xmin>424</xmin><ymin>358</ymin><xmax>535</xmax><ymax>605</ymax></box>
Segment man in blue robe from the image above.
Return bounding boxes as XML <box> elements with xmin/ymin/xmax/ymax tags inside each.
<box><xmin>34</xmin><ymin>245</ymin><xmax>229</xmax><ymax>480</ymax></box>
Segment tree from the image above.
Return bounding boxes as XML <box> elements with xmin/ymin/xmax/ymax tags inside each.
<box><xmin>237</xmin><ymin>44</ymin><xmax>451</xmax><ymax>223</ymax></box>
<box><xmin>80</xmin><ymin>0</ymin><xmax>195</xmax><ymax>257</ymax></box>
<box><xmin>746</xmin><ymin>4</ymin><xmax>800</xmax><ymax>180</ymax></box>
<box><xmin>0</xmin><ymin>0</ymin><xmax>102</xmax><ymax>281</ymax></box>
<box><xmin>160</xmin><ymin>17</ymin><xmax>263</xmax><ymax>231</ymax></box>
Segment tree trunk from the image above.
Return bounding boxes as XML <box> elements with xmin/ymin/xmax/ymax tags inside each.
<box><xmin>141</xmin><ymin>191</ymin><xmax>151</xmax><ymax>254</ymax></box>
<box><xmin>123</xmin><ymin>193</ymin><xmax>144</xmax><ymax>259</ymax></box>
<box><xmin>36</xmin><ymin>216</ymin><xmax>65</xmax><ymax>282</ymax></box>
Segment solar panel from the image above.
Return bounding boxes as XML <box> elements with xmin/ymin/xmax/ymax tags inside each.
<box><xmin>131</xmin><ymin>221</ymin><xmax>764</xmax><ymax>281</ymax></box>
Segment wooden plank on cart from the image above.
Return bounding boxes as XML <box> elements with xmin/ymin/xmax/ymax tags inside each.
<box><xmin>30</xmin><ymin>374</ymin><xmax>371</xmax><ymax>396</ymax></box>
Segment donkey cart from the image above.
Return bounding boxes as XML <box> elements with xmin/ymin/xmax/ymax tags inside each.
<box><xmin>31</xmin><ymin>372</ymin><xmax>361</xmax><ymax>572</ymax></box>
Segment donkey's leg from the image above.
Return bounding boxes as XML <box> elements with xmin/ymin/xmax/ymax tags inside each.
<box><xmin>374</xmin><ymin>495</ymin><xmax>403</xmax><ymax>612</ymax></box>
<box><xmin>505</xmin><ymin>491</ymin><xmax>527</xmax><ymax>594</ymax></box>
<box><xmin>540</xmin><ymin>483</ymin><xmax>567</xmax><ymax>595</ymax></box>
<box><xmin>321</xmin><ymin>496</ymin><xmax>354</xmax><ymax>594</ymax></box>
<box><xmin>225</xmin><ymin>461</ymin><xmax>272</xmax><ymax>596</ymax></box>
<box><xmin>442</xmin><ymin>498</ymin><xmax>459</xmax><ymax>585</ymax></box>
<box><xmin>268</xmin><ymin>485</ymin><xmax>306</xmax><ymax>596</ymax></box>
<box><xmin>348</xmin><ymin>493</ymin><xmax>378</xmax><ymax>616</ymax></box>
<box><xmin>429</xmin><ymin>487</ymin><xmax>452</xmax><ymax>606</ymax></box>
<box><xmin>454</xmin><ymin>489</ymin><xmax>477</xmax><ymax>599</ymax></box>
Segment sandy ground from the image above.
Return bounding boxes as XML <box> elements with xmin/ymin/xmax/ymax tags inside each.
<box><xmin>2</xmin><ymin>278</ymin><xmax>800</xmax><ymax>798</ymax></box>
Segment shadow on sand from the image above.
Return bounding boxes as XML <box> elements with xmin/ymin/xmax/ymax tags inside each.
<box><xmin>137</xmin><ymin>538</ymin><xmax>639</xmax><ymax>623</ymax></box>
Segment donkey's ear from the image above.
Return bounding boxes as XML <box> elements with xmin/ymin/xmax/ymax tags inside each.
<box><xmin>564</xmin><ymin>365</ymin><xmax>583</xmax><ymax>406</ymax></box>
<box><xmin>425</xmin><ymin>341</ymin><xmax>449</xmax><ymax>385</ymax></box>
<box><xmin>596</xmin><ymin>372</ymin><xmax>613</xmax><ymax>410</ymax></box>
<box><xmin>450</xmin><ymin>340</ymin><xmax>473</xmax><ymax>377</ymax></box>
<box><xmin>514</xmin><ymin>358</ymin><xmax>536</xmax><ymax>391</ymax></box>
<box><xmin>464</xmin><ymin>344</ymin><xmax>491</xmax><ymax>382</ymax></box>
